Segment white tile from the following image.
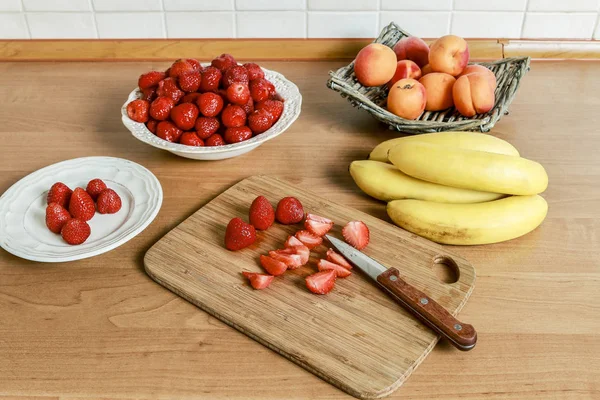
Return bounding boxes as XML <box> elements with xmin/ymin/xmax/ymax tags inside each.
<box><xmin>0</xmin><ymin>13</ymin><xmax>29</xmax><ymax>38</ymax></box>
<box><xmin>0</xmin><ymin>0</ymin><xmax>22</xmax><ymax>11</ymax></box>
<box><xmin>451</xmin><ymin>12</ymin><xmax>523</xmax><ymax>38</ymax></box>
<box><xmin>380</xmin><ymin>11</ymin><xmax>450</xmax><ymax>37</ymax></box>
<box><xmin>522</xmin><ymin>12</ymin><xmax>596</xmax><ymax>39</ymax></box>
<box><xmin>23</xmin><ymin>0</ymin><xmax>91</xmax><ymax>11</ymax></box>
<box><xmin>381</xmin><ymin>0</ymin><xmax>451</xmax><ymax>10</ymax></box>
<box><xmin>454</xmin><ymin>0</ymin><xmax>526</xmax><ymax>11</ymax></box>
<box><xmin>92</xmin><ymin>0</ymin><xmax>162</xmax><ymax>11</ymax></box>
<box><xmin>237</xmin><ymin>11</ymin><xmax>305</xmax><ymax>38</ymax></box>
<box><xmin>96</xmin><ymin>12</ymin><xmax>164</xmax><ymax>38</ymax></box>
<box><xmin>163</xmin><ymin>0</ymin><xmax>233</xmax><ymax>11</ymax></box>
<box><xmin>528</xmin><ymin>0</ymin><xmax>599</xmax><ymax>12</ymax></box>
<box><xmin>594</xmin><ymin>16</ymin><xmax>600</xmax><ymax>38</ymax></box>
<box><xmin>165</xmin><ymin>12</ymin><xmax>234</xmax><ymax>38</ymax></box>
<box><xmin>27</xmin><ymin>12</ymin><xmax>97</xmax><ymax>38</ymax></box>
<box><xmin>308</xmin><ymin>11</ymin><xmax>377</xmax><ymax>38</ymax></box>
<box><xmin>308</xmin><ymin>0</ymin><xmax>377</xmax><ymax>10</ymax></box>
<box><xmin>235</xmin><ymin>0</ymin><xmax>305</xmax><ymax>10</ymax></box>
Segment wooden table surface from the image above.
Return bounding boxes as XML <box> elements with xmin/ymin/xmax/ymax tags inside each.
<box><xmin>0</xmin><ymin>60</ymin><xmax>598</xmax><ymax>400</ymax></box>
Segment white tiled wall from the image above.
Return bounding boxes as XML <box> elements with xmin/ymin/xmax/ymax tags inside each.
<box><xmin>2</xmin><ymin>0</ymin><xmax>600</xmax><ymax>39</ymax></box>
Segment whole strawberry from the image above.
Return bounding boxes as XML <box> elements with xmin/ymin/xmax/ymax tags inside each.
<box><xmin>225</xmin><ymin>217</ymin><xmax>256</xmax><ymax>251</ymax></box>
<box><xmin>138</xmin><ymin>71</ymin><xmax>165</xmax><ymax>89</ymax></box>
<box><xmin>205</xmin><ymin>133</ymin><xmax>225</xmax><ymax>146</ymax></box>
<box><xmin>256</xmin><ymin>99</ymin><xmax>284</xmax><ymax>122</ymax></box>
<box><xmin>243</xmin><ymin>63</ymin><xmax>265</xmax><ymax>81</ymax></box>
<box><xmin>47</xmin><ymin>182</ymin><xmax>72</xmax><ymax>208</ymax></box>
<box><xmin>69</xmin><ymin>187</ymin><xmax>95</xmax><ymax>221</ymax></box>
<box><xmin>226</xmin><ymin>82</ymin><xmax>250</xmax><ymax>105</ymax></box>
<box><xmin>200</xmin><ymin>67</ymin><xmax>222</xmax><ymax>92</ymax></box>
<box><xmin>156</xmin><ymin>121</ymin><xmax>183</xmax><ymax>142</ymax></box>
<box><xmin>197</xmin><ymin>92</ymin><xmax>224</xmax><ymax>117</ymax></box>
<box><xmin>168</xmin><ymin>59</ymin><xmax>196</xmax><ymax>79</ymax></box>
<box><xmin>86</xmin><ymin>178</ymin><xmax>107</xmax><ymax>201</ymax></box>
<box><xmin>178</xmin><ymin>72</ymin><xmax>201</xmax><ymax>92</ymax></box>
<box><xmin>249</xmin><ymin>196</ymin><xmax>275</xmax><ymax>230</ymax></box>
<box><xmin>221</xmin><ymin>105</ymin><xmax>247</xmax><ymax>128</ymax></box>
<box><xmin>156</xmin><ymin>77</ymin><xmax>184</xmax><ymax>103</ymax></box>
<box><xmin>97</xmin><ymin>189</ymin><xmax>122</xmax><ymax>214</ymax></box>
<box><xmin>195</xmin><ymin>117</ymin><xmax>220</xmax><ymax>139</ymax></box>
<box><xmin>248</xmin><ymin>108</ymin><xmax>274</xmax><ymax>134</ymax></box>
<box><xmin>45</xmin><ymin>203</ymin><xmax>71</xmax><ymax>234</ymax></box>
<box><xmin>276</xmin><ymin>197</ymin><xmax>304</xmax><ymax>224</ymax></box>
<box><xmin>127</xmin><ymin>99</ymin><xmax>150</xmax><ymax>123</ymax></box>
<box><xmin>224</xmin><ymin>126</ymin><xmax>252</xmax><ymax>144</ymax></box>
<box><xmin>170</xmin><ymin>103</ymin><xmax>199</xmax><ymax>130</ymax></box>
<box><xmin>222</xmin><ymin>65</ymin><xmax>249</xmax><ymax>88</ymax></box>
<box><xmin>179</xmin><ymin>132</ymin><xmax>204</xmax><ymax>146</ymax></box>
<box><xmin>61</xmin><ymin>219</ymin><xmax>91</xmax><ymax>245</ymax></box>
<box><xmin>149</xmin><ymin>96</ymin><xmax>175</xmax><ymax>121</ymax></box>
<box><xmin>211</xmin><ymin>53</ymin><xmax>237</xmax><ymax>71</ymax></box>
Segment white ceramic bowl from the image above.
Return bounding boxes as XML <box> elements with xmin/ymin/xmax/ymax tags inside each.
<box><xmin>121</xmin><ymin>66</ymin><xmax>302</xmax><ymax>160</ymax></box>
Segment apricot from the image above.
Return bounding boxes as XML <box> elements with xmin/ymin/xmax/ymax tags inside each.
<box><xmin>354</xmin><ymin>43</ymin><xmax>397</xmax><ymax>87</ymax></box>
<box><xmin>429</xmin><ymin>35</ymin><xmax>470</xmax><ymax>76</ymax></box>
<box><xmin>452</xmin><ymin>73</ymin><xmax>495</xmax><ymax>117</ymax></box>
<box><xmin>421</xmin><ymin>64</ymin><xmax>433</xmax><ymax>75</ymax></box>
<box><xmin>387</xmin><ymin>78</ymin><xmax>426</xmax><ymax>120</ymax></box>
<box><xmin>389</xmin><ymin>60</ymin><xmax>422</xmax><ymax>86</ymax></box>
<box><xmin>393</xmin><ymin>36</ymin><xmax>430</xmax><ymax>68</ymax></box>
<box><xmin>459</xmin><ymin>64</ymin><xmax>496</xmax><ymax>90</ymax></box>
<box><xmin>419</xmin><ymin>73</ymin><xmax>456</xmax><ymax>111</ymax></box>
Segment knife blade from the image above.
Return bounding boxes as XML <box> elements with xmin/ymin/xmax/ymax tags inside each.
<box><xmin>326</xmin><ymin>235</ymin><xmax>477</xmax><ymax>351</ymax></box>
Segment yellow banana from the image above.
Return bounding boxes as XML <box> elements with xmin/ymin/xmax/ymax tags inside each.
<box><xmin>389</xmin><ymin>141</ymin><xmax>548</xmax><ymax>195</ymax></box>
<box><xmin>350</xmin><ymin>160</ymin><xmax>503</xmax><ymax>203</ymax></box>
<box><xmin>369</xmin><ymin>131</ymin><xmax>520</xmax><ymax>163</ymax></box>
<box><xmin>387</xmin><ymin>195</ymin><xmax>548</xmax><ymax>245</ymax></box>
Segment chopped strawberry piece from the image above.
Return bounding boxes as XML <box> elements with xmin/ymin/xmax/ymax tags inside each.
<box><xmin>317</xmin><ymin>259</ymin><xmax>352</xmax><ymax>278</ymax></box>
<box><xmin>305</xmin><ymin>270</ymin><xmax>336</xmax><ymax>295</ymax></box>
<box><xmin>269</xmin><ymin>250</ymin><xmax>303</xmax><ymax>269</ymax></box>
<box><xmin>284</xmin><ymin>235</ymin><xmax>304</xmax><ymax>248</ymax></box>
<box><xmin>342</xmin><ymin>221</ymin><xmax>370</xmax><ymax>250</ymax></box>
<box><xmin>306</xmin><ymin>213</ymin><xmax>333</xmax><ymax>224</ymax></box>
<box><xmin>295</xmin><ymin>230</ymin><xmax>323</xmax><ymax>249</ymax></box>
<box><xmin>304</xmin><ymin>217</ymin><xmax>334</xmax><ymax>237</ymax></box>
<box><xmin>289</xmin><ymin>245</ymin><xmax>310</xmax><ymax>265</ymax></box>
<box><xmin>326</xmin><ymin>248</ymin><xmax>353</xmax><ymax>270</ymax></box>
<box><xmin>242</xmin><ymin>272</ymin><xmax>274</xmax><ymax>290</ymax></box>
<box><xmin>259</xmin><ymin>255</ymin><xmax>287</xmax><ymax>276</ymax></box>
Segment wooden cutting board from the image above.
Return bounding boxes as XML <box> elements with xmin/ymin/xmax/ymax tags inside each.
<box><xmin>144</xmin><ymin>175</ymin><xmax>476</xmax><ymax>399</ymax></box>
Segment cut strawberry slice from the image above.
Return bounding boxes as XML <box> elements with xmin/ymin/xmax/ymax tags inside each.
<box><xmin>305</xmin><ymin>270</ymin><xmax>336</xmax><ymax>295</ymax></box>
<box><xmin>284</xmin><ymin>235</ymin><xmax>304</xmax><ymax>248</ymax></box>
<box><xmin>304</xmin><ymin>213</ymin><xmax>334</xmax><ymax>236</ymax></box>
<box><xmin>289</xmin><ymin>245</ymin><xmax>310</xmax><ymax>265</ymax></box>
<box><xmin>242</xmin><ymin>271</ymin><xmax>274</xmax><ymax>290</ymax></box>
<box><xmin>295</xmin><ymin>230</ymin><xmax>323</xmax><ymax>249</ymax></box>
<box><xmin>269</xmin><ymin>250</ymin><xmax>303</xmax><ymax>269</ymax></box>
<box><xmin>326</xmin><ymin>248</ymin><xmax>353</xmax><ymax>270</ymax></box>
<box><xmin>317</xmin><ymin>259</ymin><xmax>351</xmax><ymax>278</ymax></box>
<box><xmin>260</xmin><ymin>255</ymin><xmax>287</xmax><ymax>276</ymax></box>
<box><xmin>306</xmin><ymin>213</ymin><xmax>333</xmax><ymax>224</ymax></box>
<box><xmin>342</xmin><ymin>221</ymin><xmax>370</xmax><ymax>250</ymax></box>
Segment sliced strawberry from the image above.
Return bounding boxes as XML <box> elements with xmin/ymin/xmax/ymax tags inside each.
<box><xmin>326</xmin><ymin>248</ymin><xmax>353</xmax><ymax>270</ymax></box>
<box><xmin>342</xmin><ymin>221</ymin><xmax>370</xmax><ymax>250</ymax></box>
<box><xmin>259</xmin><ymin>255</ymin><xmax>287</xmax><ymax>276</ymax></box>
<box><xmin>242</xmin><ymin>271</ymin><xmax>274</xmax><ymax>290</ymax></box>
<box><xmin>284</xmin><ymin>235</ymin><xmax>304</xmax><ymax>248</ymax></box>
<box><xmin>306</xmin><ymin>213</ymin><xmax>333</xmax><ymax>224</ymax></box>
<box><xmin>291</xmin><ymin>245</ymin><xmax>310</xmax><ymax>265</ymax></box>
<box><xmin>269</xmin><ymin>250</ymin><xmax>303</xmax><ymax>269</ymax></box>
<box><xmin>305</xmin><ymin>219</ymin><xmax>333</xmax><ymax>237</ymax></box>
<box><xmin>305</xmin><ymin>270</ymin><xmax>336</xmax><ymax>295</ymax></box>
<box><xmin>295</xmin><ymin>230</ymin><xmax>323</xmax><ymax>249</ymax></box>
<box><xmin>317</xmin><ymin>259</ymin><xmax>352</xmax><ymax>278</ymax></box>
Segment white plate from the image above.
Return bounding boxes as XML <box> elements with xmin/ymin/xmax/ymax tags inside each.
<box><xmin>0</xmin><ymin>157</ymin><xmax>162</xmax><ymax>263</ymax></box>
<box><xmin>121</xmin><ymin>65</ymin><xmax>302</xmax><ymax>160</ymax></box>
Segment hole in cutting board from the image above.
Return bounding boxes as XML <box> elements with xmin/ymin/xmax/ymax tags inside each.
<box><xmin>432</xmin><ymin>255</ymin><xmax>459</xmax><ymax>284</ymax></box>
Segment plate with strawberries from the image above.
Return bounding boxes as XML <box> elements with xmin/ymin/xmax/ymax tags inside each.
<box><xmin>0</xmin><ymin>157</ymin><xmax>162</xmax><ymax>263</ymax></box>
<box><xmin>122</xmin><ymin>54</ymin><xmax>302</xmax><ymax>160</ymax></box>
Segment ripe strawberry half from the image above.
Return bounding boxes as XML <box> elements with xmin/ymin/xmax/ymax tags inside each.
<box><xmin>268</xmin><ymin>250</ymin><xmax>302</xmax><ymax>269</ymax></box>
<box><xmin>249</xmin><ymin>196</ymin><xmax>275</xmax><ymax>231</ymax></box>
<box><xmin>47</xmin><ymin>182</ymin><xmax>72</xmax><ymax>208</ymax></box>
<box><xmin>69</xmin><ymin>187</ymin><xmax>95</xmax><ymax>222</ymax></box>
<box><xmin>295</xmin><ymin>230</ymin><xmax>323</xmax><ymax>249</ymax></box>
<box><xmin>284</xmin><ymin>235</ymin><xmax>304</xmax><ymax>248</ymax></box>
<box><xmin>225</xmin><ymin>217</ymin><xmax>256</xmax><ymax>251</ymax></box>
<box><xmin>242</xmin><ymin>271</ymin><xmax>274</xmax><ymax>290</ymax></box>
<box><xmin>317</xmin><ymin>259</ymin><xmax>352</xmax><ymax>278</ymax></box>
<box><xmin>304</xmin><ymin>213</ymin><xmax>334</xmax><ymax>237</ymax></box>
<box><xmin>45</xmin><ymin>203</ymin><xmax>71</xmax><ymax>234</ymax></box>
<box><xmin>342</xmin><ymin>221</ymin><xmax>370</xmax><ymax>250</ymax></box>
<box><xmin>326</xmin><ymin>248</ymin><xmax>353</xmax><ymax>270</ymax></box>
<box><xmin>260</xmin><ymin>255</ymin><xmax>287</xmax><ymax>276</ymax></box>
<box><xmin>305</xmin><ymin>270</ymin><xmax>336</xmax><ymax>295</ymax></box>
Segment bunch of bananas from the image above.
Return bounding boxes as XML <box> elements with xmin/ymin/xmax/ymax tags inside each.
<box><xmin>350</xmin><ymin>131</ymin><xmax>548</xmax><ymax>245</ymax></box>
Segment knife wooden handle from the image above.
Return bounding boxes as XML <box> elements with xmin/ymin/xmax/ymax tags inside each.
<box><xmin>376</xmin><ymin>268</ymin><xmax>477</xmax><ymax>351</ymax></box>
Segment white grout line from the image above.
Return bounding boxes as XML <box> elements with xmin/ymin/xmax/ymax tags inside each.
<box><xmin>449</xmin><ymin>0</ymin><xmax>454</xmax><ymax>34</ymax></box>
<box><xmin>160</xmin><ymin>0</ymin><xmax>168</xmax><ymax>39</ymax></box>
<box><xmin>519</xmin><ymin>0</ymin><xmax>530</xmax><ymax>38</ymax></box>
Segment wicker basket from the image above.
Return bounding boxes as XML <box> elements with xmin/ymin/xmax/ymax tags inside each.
<box><xmin>327</xmin><ymin>22</ymin><xmax>530</xmax><ymax>134</ymax></box>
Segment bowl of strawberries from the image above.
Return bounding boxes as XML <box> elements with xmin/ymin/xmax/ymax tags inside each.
<box><xmin>122</xmin><ymin>54</ymin><xmax>302</xmax><ymax>160</ymax></box>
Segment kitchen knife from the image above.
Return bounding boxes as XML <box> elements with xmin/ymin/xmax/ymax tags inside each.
<box><xmin>325</xmin><ymin>235</ymin><xmax>477</xmax><ymax>351</ymax></box>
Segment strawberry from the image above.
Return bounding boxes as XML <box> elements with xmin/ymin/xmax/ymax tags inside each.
<box><xmin>156</xmin><ymin>77</ymin><xmax>184</xmax><ymax>103</ymax></box>
<box><xmin>317</xmin><ymin>259</ymin><xmax>352</xmax><ymax>278</ymax></box>
<box><xmin>260</xmin><ymin>255</ymin><xmax>287</xmax><ymax>276</ymax></box>
<box><xmin>141</xmin><ymin>87</ymin><xmax>157</xmax><ymax>102</ymax></box>
<box><xmin>185</xmin><ymin>58</ymin><xmax>202</xmax><ymax>73</ymax></box>
<box><xmin>326</xmin><ymin>248</ymin><xmax>352</xmax><ymax>270</ymax></box>
<box><xmin>342</xmin><ymin>221</ymin><xmax>370</xmax><ymax>250</ymax></box>
<box><xmin>290</xmin><ymin>245</ymin><xmax>309</xmax><ymax>265</ymax></box>
<box><xmin>96</xmin><ymin>189</ymin><xmax>122</xmax><ymax>214</ymax></box>
<box><xmin>249</xmin><ymin>78</ymin><xmax>272</xmax><ymax>102</ymax></box>
<box><xmin>149</xmin><ymin>96</ymin><xmax>175</xmax><ymax>121</ymax></box>
<box><xmin>179</xmin><ymin>131</ymin><xmax>204</xmax><ymax>146</ymax></box>
<box><xmin>295</xmin><ymin>230</ymin><xmax>322</xmax><ymax>249</ymax></box>
<box><xmin>156</xmin><ymin>121</ymin><xmax>183</xmax><ymax>143</ymax></box>
<box><xmin>240</xmin><ymin>97</ymin><xmax>254</xmax><ymax>114</ymax></box>
<box><xmin>205</xmin><ymin>133</ymin><xmax>226</xmax><ymax>146</ymax></box>
<box><xmin>195</xmin><ymin>117</ymin><xmax>220</xmax><ymax>139</ymax></box>
<box><xmin>146</xmin><ymin>118</ymin><xmax>158</xmax><ymax>134</ymax></box>
<box><xmin>211</xmin><ymin>53</ymin><xmax>237</xmax><ymax>71</ymax></box>
<box><xmin>69</xmin><ymin>188</ymin><xmax>95</xmax><ymax>221</ymax></box>
<box><xmin>45</xmin><ymin>203</ymin><xmax>71</xmax><ymax>234</ymax></box>
<box><xmin>256</xmin><ymin>99</ymin><xmax>284</xmax><ymax>123</ymax></box>
<box><xmin>138</xmin><ymin>71</ymin><xmax>165</xmax><ymax>90</ymax></box>
<box><xmin>248</xmin><ymin>109</ymin><xmax>274</xmax><ymax>134</ymax></box>
<box><xmin>304</xmin><ymin>213</ymin><xmax>334</xmax><ymax>237</ymax></box>
<box><xmin>197</xmin><ymin>92</ymin><xmax>224</xmax><ymax>117</ymax></box>
<box><xmin>181</xmin><ymin>92</ymin><xmax>201</xmax><ymax>104</ymax></box>
<box><xmin>169</xmin><ymin>59</ymin><xmax>196</xmax><ymax>79</ymax></box>
<box><xmin>275</xmin><ymin>197</ymin><xmax>304</xmax><ymax>224</ymax></box>
<box><xmin>226</xmin><ymin>82</ymin><xmax>250</xmax><ymax>105</ymax></box>
<box><xmin>170</xmin><ymin>103</ymin><xmax>199</xmax><ymax>130</ymax></box>
<box><xmin>224</xmin><ymin>126</ymin><xmax>252</xmax><ymax>144</ymax></box>
<box><xmin>126</xmin><ymin>99</ymin><xmax>150</xmax><ymax>123</ymax></box>
<box><xmin>285</xmin><ymin>235</ymin><xmax>304</xmax><ymax>248</ymax></box>
<box><xmin>47</xmin><ymin>182</ymin><xmax>72</xmax><ymax>208</ymax></box>
<box><xmin>305</xmin><ymin>270</ymin><xmax>336</xmax><ymax>295</ymax></box>
<box><xmin>178</xmin><ymin>71</ymin><xmax>201</xmax><ymax>93</ymax></box>
<box><xmin>222</xmin><ymin>65</ymin><xmax>249</xmax><ymax>88</ymax></box>
<box><xmin>225</xmin><ymin>217</ymin><xmax>256</xmax><ymax>251</ymax></box>
<box><xmin>221</xmin><ymin>105</ymin><xmax>247</xmax><ymax>128</ymax></box>
<box><xmin>200</xmin><ymin>66</ymin><xmax>222</xmax><ymax>92</ymax></box>
<box><xmin>242</xmin><ymin>271</ymin><xmax>274</xmax><ymax>290</ymax></box>
<box><xmin>61</xmin><ymin>218</ymin><xmax>91</xmax><ymax>245</ymax></box>
<box><xmin>268</xmin><ymin>250</ymin><xmax>302</xmax><ymax>269</ymax></box>
<box><xmin>249</xmin><ymin>196</ymin><xmax>274</xmax><ymax>230</ymax></box>
<box><xmin>243</xmin><ymin>62</ymin><xmax>265</xmax><ymax>81</ymax></box>
<box><xmin>85</xmin><ymin>178</ymin><xmax>107</xmax><ymax>201</ymax></box>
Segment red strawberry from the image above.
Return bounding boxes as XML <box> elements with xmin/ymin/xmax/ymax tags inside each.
<box><xmin>256</xmin><ymin>99</ymin><xmax>284</xmax><ymax>122</ymax></box>
<box><xmin>250</xmin><ymin>78</ymin><xmax>272</xmax><ymax>102</ymax></box>
<box><xmin>249</xmin><ymin>196</ymin><xmax>274</xmax><ymax>230</ymax></box>
<box><xmin>342</xmin><ymin>221</ymin><xmax>370</xmax><ymax>250</ymax></box>
<box><xmin>181</xmin><ymin>92</ymin><xmax>201</xmax><ymax>104</ymax></box>
<box><xmin>259</xmin><ymin>255</ymin><xmax>287</xmax><ymax>276</ymax></box>
<box><xmin>205</xmin><ymin>133</ymin><xmax>226</xmax><ymax>146</ymax></box>
<box><xmin>200</xmin><ymin>66</ymin><xmax>222</xmax><ymax>92</ymax></box>
<box><xmin>141</xmin><ymin>87</ymin><xmax>157</xmax><ymax>102</ymax></box>
<box><xmin>47</xmin><ymin>182</ymin><xmax>72</xmax><ymax>208</ymax></box>
<box><xmin>290</xmin><ymin>245</ymin><xmax>310</xmax><ymax>265</ymax></box>
<box><xmin>195</xmin><ymin>117</ymin><xmax>220</xmax><ymax>139</ymax></box>
<box><xmin>242</xmin><ymin>271</ymin><xmax>274</xmax><ymax>290</ymax></box>
<box><xmin>275</xmin><ymin>197</ymin><xmax>304</xmax><ymax>224</ymax></box>
<box><xmin>179</xmin><ymin>132</ymin><xmax>204</xmax><ymax>146</ymax></box>
<box><xmin>248</xmin><ymin>108</ymin><xmax>274</xmax><ymax>134</ymax></box>
<box><xmin>221</xmin><ymin>105</ymin><xmax>247</xmax><ymax>128</ymax></box>
<box><xmin>138</xmin><ymin>71</ymin><xmax>165</xmax><ymax>89</ymax></box>
<box><xmin>197</xmin><ymin>92</ymin><xmax>224</xmax><ymax>117</ymax></box>
<box><xmin>178</xmin><ymin>72</ymin><xmax>201</xmax><ymax>92</ymax></box>
<box><xmin>226</xmin><ymin>82</ymin><xmax>250</xmax><ymax>105</ymax></box>
<box><xmin>156</xmin><ymin>120</ymin><xmax>183</xmax><ymax>142</ymax></box>
<box><xmin>149</xmin><ymin>96</ymin><xmax>175</xmax><ymax>121</ymax></box>
<box><xmin>156</xmin><ymin>77</ymin><xmax>184</xmax><ymax>103</ymax></box>
<box><xmin>225</xmin><ymin>217</ymin><xmax>256</xmax><ymax>251</ymax></box>
<box><xmin>146</xmin><ymin>118</ymin><xmax>158</xmax><ymax>133</ymax></box>
<box><xmin>304</xmin><ymin>213</ymin><xmax>334</xmax><ymax>237</ymax></box>
<box><xmin>243</xmin><ymin>62</ymin><xmax>265</xmax><ymax>81</ymax></box>
<box><xmin>224</xmin><ymin>126</ymin><xmax>252</xmax><ymax>144</ymax></box>
<box><xmin>97</xmin><ymin>189</ymin><xmax>122</xmax><ymax>214</ymax></box>
<box><xmin>185</xmin><ymin>58</ymin><xmax>202</xmax><ymax>73</ymax></box>
<box><xmin>222</xmin><ymin>65</ymin><xmax>249</xmax><ymax>88</ymax></box>
<box><xmin>69</xmin><ymin>188</ymin><xmax>95</xmax><ymax>221</ymax></box>
<box><xmin>61</xmin><ymin>218</ymin><xmax>91</xmax><ymax>245</ymax></box>
<box><xmin>295</xmin><ymin>230</ymin><xmax>322</xmax><ymax>249</ymax></box>
<box><xmin>45</xmin><ymin>203</ymin><xmax>71</xmax><ymax>234</ymax></box>
<box><xmin>126</xmin><ymin>99</ymin><xmax>150</xmax><ymax>123</ymax></box>
<box><xmin>86</xmin><ymin>178</ymin><xmax>107</xmax><ymax>201</ymax></box>
<box><xmin>285</xmin><ymin>235</ymin><xmax>304</xmax><ymax>248</ymax></box>
<box><xmin>268</xmin><ymin>250</ymin><xmax>302</xmax><ymax>269</ymax></box>
<box><xmin>317</xmin><ymin>259</ymin><xmax>352</xmax><ymax>278</ymax></box>
<box><xmin>169</xmin><ymin>59</ymin><xmax>196</xmax><ymax>79</ymax></box>
<box><xmin>305</xmin><ymin>270</ymin><xmax>336</xmax><ymax>295</ymax></box>
<box><xmin>211</xmin><ymin>53</ymin><xmax>237</xmax><ymax>71</ymax></box>
<box><xmin>240</xmin><ymin>97</ymin><xmax>254</xmax><ymax>114</ymax></box>
<box><xmin>326</xmin><ymin>248</ymin><xmax>352</xmax><ymax>270</ymax></box>
<box><xmin>170</xmin><ymin>103</ymin><xmax>199</xmax><ymax>130</ymax></box>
